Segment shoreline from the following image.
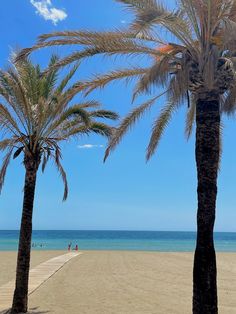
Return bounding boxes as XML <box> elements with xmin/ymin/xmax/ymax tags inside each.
<box><xmin>1</xmin><ymin>249</ymin><xmax>236</xmax><ymax>252</ymax></box>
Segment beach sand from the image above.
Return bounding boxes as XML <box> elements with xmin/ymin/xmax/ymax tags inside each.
<box><xmin>0</xmin><ymin>251</ymin><xmax>236</xmax><ymax>313</ymax></box>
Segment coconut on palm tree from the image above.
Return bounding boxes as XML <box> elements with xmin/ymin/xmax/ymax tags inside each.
<box><xmin>0</xmin><ymin>55</ymin><xmax>118</xmax><ymax>313</ymax></box>
<box><xmin>16</xmin><ymin>0</ymin><xmax>236</xmax><ymax>312</ymax></box>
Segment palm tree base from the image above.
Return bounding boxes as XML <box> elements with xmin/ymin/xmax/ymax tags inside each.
<box><xmin>11</xmin><ymin>296</ymin><xmax>27</xmax><ymax>314</ymax></box>
<box><xmin>193</xmin><ymin>247</ymin><xmax>218</xmax><ymax>314</ymax></box>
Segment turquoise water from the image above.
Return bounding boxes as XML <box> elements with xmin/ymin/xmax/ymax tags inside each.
<box><xmin>0</xmin><ymin>230</ymin><xmax>236</xmax><ymax>252</ymax></box>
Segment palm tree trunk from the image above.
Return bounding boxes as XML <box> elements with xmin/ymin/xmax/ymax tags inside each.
<box><xmin>192</xmin><ymin>96</ymin><xmax>220</xmax><ymax>314</ymax></box>
<box><xmin>11</xmin><ymin>154</ymin><xmax>40</xmax><ymax>314</ymax></box>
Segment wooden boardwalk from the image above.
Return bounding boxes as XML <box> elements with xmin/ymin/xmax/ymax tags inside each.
<box><xmin>0</xmin><ymin>252</ymin><xmax>81</xmax><ymax>312</ymax></box>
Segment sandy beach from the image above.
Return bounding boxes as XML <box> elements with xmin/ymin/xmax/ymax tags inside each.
<box><xmin>0</xmin><ymin>251</ymin><xmax>236</xmax><ymax>314</ymax></box>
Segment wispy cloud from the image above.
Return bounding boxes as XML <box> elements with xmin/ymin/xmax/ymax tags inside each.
<box><xmin>78</xmin><ymin>144</ymin><xmax>104</xmax><ymax>149</ymax></box>
<box><xmin>30</xmin><ymin>0</ymin><xmax>67</xmax><ymax>25</ymax></box>
<box><xmin>121</xmin><ymin>20</ymin><xmax>127</xmax><ymax>24</ymax></box>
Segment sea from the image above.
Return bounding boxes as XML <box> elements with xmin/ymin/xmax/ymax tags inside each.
<box><xmin>0</xmin><ymin>230</ymin><xmax>236</xmax><ymax>252</ymax></box>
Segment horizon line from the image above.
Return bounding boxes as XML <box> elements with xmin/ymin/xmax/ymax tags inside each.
<box><xmin>1</xmin><ymin>229</ymin><xmax>236</xmax><ymax>233</ymax></box>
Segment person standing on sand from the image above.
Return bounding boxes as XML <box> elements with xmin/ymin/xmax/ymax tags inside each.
<box><xmin>68</xmin><ymin>243</ymin><xmax>71</xmax><ymax>251</ymax></box>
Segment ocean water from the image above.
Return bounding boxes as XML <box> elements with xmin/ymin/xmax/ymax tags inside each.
<box><xmin>0</xmin><ymin>230</ymin><xmax>236</xmax><ymax>252</ymax></box>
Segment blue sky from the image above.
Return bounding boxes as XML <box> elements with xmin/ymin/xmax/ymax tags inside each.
<box><xmin>0</xmin><ymin>0</ymin><xmax>236</xmax><ymax>231</ymax></box>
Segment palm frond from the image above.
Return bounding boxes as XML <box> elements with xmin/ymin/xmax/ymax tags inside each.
<box><xmin>167</xmin><ymin>69</ymin><xmax>189</xmax><ymax>106</ymax></box>
<box><xmin>0</xmin><ymin>69</ymin><xmax>32</xmax><ymax>133</ymax></box>
<box><xmin>55</xmin><ymin>63</ymin><xmax>79</xmax><ymax>94</ymax></box>
<box><xmin>179</xmin><ymin>0</ymin><xmax>201</xmax><ymax>41</ymax></box>
<box><xmin>146</xmin><ymin>101</ymin><xmax>177</xmax><ymax>161</ymax></box>
<box><xmin>128</xmin><ymin>2</ymin><xmax>193</xmax><ymax>46</ymax></box>
<box><xmin>0</xmin><ymin>148</ymin><xmax>13</xmax><ymax>193</ymax></box>
<box><xmin>38</xmin><ymin>29</ymin><xmax>141</xmax><ymax>42</ymax></box>
<box><xmin>45</xmin><ymin>106</ymin><xmax>92</xmax><ymax>138</ymax></box>
<box><xmin>116</xmin><ymin>0</ymin><xmax>157</xmax><ymax>11</ymax></box>
<box><xmin>43</xmin><ymin>43</ymin><xmax>162</xmax><ymax>70</ymax></box>
<box><xmin>70</xmin><ymin>101</ymin><xmax>101</xmax><ymax>109</ymax></box>
<box><xmin>89</xmin><ymin>110</ymin><xmax>119</xmax><ymax>120</ymax></box>
<box><xmin>42</xmin><ymin>55</ymin><xmax>60</xmax><ymax>98</ymax></box>
<box><xmin>60</xmin><ymin>106</ymin><xmax>91</xmax><ymax>124</ymax></box>
<box><xmin>222</xmin><ymin>86</ymin><xmax>236</xmax><ymax>114</ymax></box>
<box><xmin>133</xmin><ymin>57</ymin><xmax>172</xmax><ymax>100</ymax></box>
<box><xmin>88</xmin><ymin>122</ymin><xmax>114</xmax><ymax>138</ymax></box>
<box><xmin>62</xmin><ymin>122</ymin><xmax>113</xmax><ymax>139</ymax></box>
<box><xmin>41</xmin><ymin>152</ymin><xmax>48</xmax><ymax>173</ymax></box>
<box><xmin>0</xmin><ymin>139</ymin><xmax>16</xmax><ymax>151</ymax></box>
<box><xmin>104</xmin><ymin>95</ymin><xmax>162</xmax><ymax>161</ymax></box>
<box><xmin>18</xmin><ymin>31</ymin><xmax>166</xmax><ymax>66</ymax></box>
<box><xmin>83</xmin><ymin>67</ymin><xmax>148</xmax><ymax>96</ymax></box>
<box><xmin>38</xmin><ymin>29</ymin><xmax>163</xmax><ymax>46</ymax></box>
<box><xmin>54</xmin><ymin>146</ymin><xmax>68</xmax><ymax>201</ymax></box>
<box><xmin>0</xmin><ymin>104</ymin><xmax>21</xmax><ymax>136</ymax></box>
<box><xmin>15</xmin><ymin>38</ymin><xmax>91</xmax><ymax>61</ymax></box>
<box><xmin>185</xmin><ymin>96</ymin><xmax>196</xmax><ymax>139</ymax></box>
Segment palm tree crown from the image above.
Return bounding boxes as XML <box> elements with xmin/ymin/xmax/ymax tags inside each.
<box><xmin>17</xmin><ymin>0</ymin><xmax>236</xmax><ymax>160</ymax></box>
<box><xmin>0</xmin><ymin>55</ymin><xmax>118</xmax><ymax>199</ymax></box>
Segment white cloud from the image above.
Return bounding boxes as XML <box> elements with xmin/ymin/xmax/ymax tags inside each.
<box><xmin>30</xmin><ymin>0</ymin><xmax>67</xmax><ymax>25</ymax></box>
<box><xmin>121</xmin><ymin>20</ymin><xmax>127</xmax><ymax>24</ymax></box>
<box><xmin>78</xmin><ymin>144</ymin><xmax>104</xmax><ymax>149</ymax></box>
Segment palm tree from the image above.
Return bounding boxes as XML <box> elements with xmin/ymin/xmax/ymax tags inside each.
<box><xmin>16</xmin><ymin>0</ymin><xmax>236</xmax><ymax>312</ymax></box>
<box><xmin>0</xmin><ymin>55</ymin><xmax>118</xmax><ymax>314</ymax></box>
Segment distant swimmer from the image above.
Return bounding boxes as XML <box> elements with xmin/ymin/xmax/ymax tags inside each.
<box><xmin>72</xmin><ymin>244</ymin><xmax>78</xmax><ymax>251</ymax></box>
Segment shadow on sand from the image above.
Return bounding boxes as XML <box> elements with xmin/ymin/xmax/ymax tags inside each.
<box><xmin>0</xmin><ymin>307</ymin><xmax>50</xmax><ymax>314</ymax></box>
